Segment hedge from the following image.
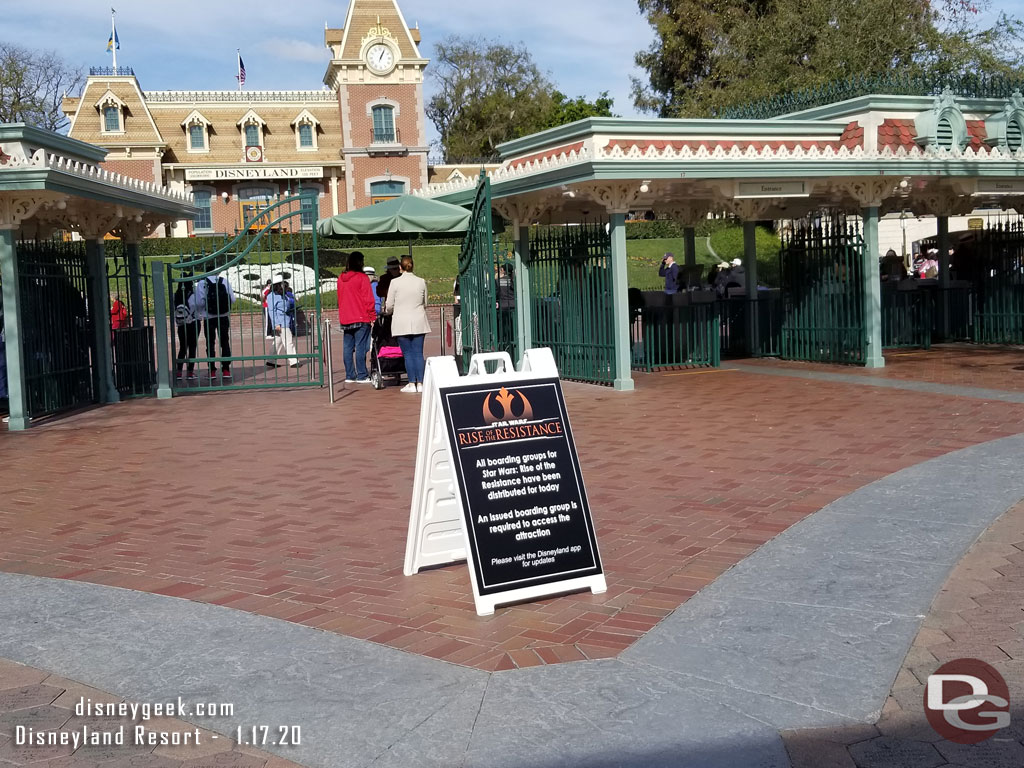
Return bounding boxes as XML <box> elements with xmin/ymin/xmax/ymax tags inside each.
<box><xmin>115</xmin><ymin>218</ymin><xmax>741</xmax><ymax>259</ymax></box>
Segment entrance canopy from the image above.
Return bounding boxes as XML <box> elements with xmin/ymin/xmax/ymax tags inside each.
<box><xmin>419</xmin><ymin>90</ymin><xmax>1024</xmax><ymax>223</ymax></box>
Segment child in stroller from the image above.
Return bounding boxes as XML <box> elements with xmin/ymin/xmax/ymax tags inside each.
<box><xmin>369</xmin><ymin>314</ymin><xmax>407</xmax><ymax>389</ymax></box>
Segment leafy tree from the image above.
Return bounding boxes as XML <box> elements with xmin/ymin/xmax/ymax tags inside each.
<box><xmin>0</xmin><ymin>43</ymin><xmax>82</xmax><ymax>132</ymax></box>
<box><xmin>631</xmin><ymin>0</ymin><xmax>1024</xmax><ymax>117</ymax></box>
<box><xmin>427</xmin><ymin>37</ymin><xmax>615</xmax><ymax>162</ymax></box>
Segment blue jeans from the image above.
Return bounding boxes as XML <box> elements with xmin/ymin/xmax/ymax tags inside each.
<box><xmin>398</xmin><ymin>334</ymin><xmax>425</xmax><ymax>384</ymax></box>
<box><xmin>342</xmin><ymin>324</ymin><xmax>370</xmax><ymax>380</ymax></box>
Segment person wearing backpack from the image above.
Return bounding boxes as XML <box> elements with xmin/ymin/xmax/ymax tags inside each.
<box><xmin>200</xmin><ymin>273</ymin><xmax>235</xmax><ymax>380</ymax></box>
<box><xmin>173</xmin><ymin>279</ymin><xmax>200</xmax><ymax>380</ymax></box>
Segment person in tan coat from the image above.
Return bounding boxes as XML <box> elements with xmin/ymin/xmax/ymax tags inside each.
<box><xmin>384</xmin><ymin>256</ymin><xmax>431</xmax><ymax>393</ymax></box>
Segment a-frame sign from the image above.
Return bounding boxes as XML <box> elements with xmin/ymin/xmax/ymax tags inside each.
<box><xmin>404</xmin><ymin>349</ymin><xmax>606</xmax><ymax>616</ymax></box>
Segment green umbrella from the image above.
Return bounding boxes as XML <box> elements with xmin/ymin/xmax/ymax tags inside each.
<box><xmin>316</xmin><ymin>194</ymin><xmax>502</xmax><ymax>256</ymax></box>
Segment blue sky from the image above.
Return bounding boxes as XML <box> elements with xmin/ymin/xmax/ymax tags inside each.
<box><xmin>6</xmin><ymin>0</ymin><xmax>1023</xmax><ymax>145</ymax></box>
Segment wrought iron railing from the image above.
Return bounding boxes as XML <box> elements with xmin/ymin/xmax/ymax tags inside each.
<box><xmin>631</xmin><ymin>303</ymin><xmax>720</xmax><ymax>371</ymax></box>
<box><xmin>720</xmin><ymin>73</ymin><xmax>1024</xmax><ymax>120</ymax></box>
<box><xmin>89</xmin><ymin>66</ymin><xmax>135</xmax><ymax>76</ymax></box>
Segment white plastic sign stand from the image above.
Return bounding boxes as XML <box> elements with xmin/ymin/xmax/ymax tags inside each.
<box><xmin>404</xmin><ymin>348</ymin><xmax>606</xmax><ymax>616</ymax></box>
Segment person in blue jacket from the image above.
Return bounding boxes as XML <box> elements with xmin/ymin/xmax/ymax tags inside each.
<box><xmin>267</xmin><ymin>276</ymin><xmax>299</xmax><ymax>368</ymax></box>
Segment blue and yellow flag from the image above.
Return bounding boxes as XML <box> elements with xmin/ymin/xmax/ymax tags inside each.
<box><xmin>106</xmin><ymin>26</ymin><xmax>119</xmax><ymax>52</ymax></box>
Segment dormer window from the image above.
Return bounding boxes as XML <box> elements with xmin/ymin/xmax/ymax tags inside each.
<box><xmin>914</xmin><ymin>90</ymin><xmax>968</xmax><ymax>152</ymax></box>
<box><xmin>291</xmin><ymin>109</ymin><xmax>320</xmax><ymax>151</ymax></box>
<box><xmin>237</xmin><ymin>109</ymin><xmax>267</xmax><ymax>149</ymax></box>
<box><xmin>95</xmin><ymin>90</ymin><xmax>127</xmax><ymax>134</ymax></box>
<box><xmin>984</xmin><ymin>92</ymin><xmax>1024</xmax><ymax>154</ymax></box>
<box><xmin>182</xmin><ymin>110</ymin><xmax>211</xmax><ymax>153</ymax></box>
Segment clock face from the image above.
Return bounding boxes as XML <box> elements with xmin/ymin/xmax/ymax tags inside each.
<box><xmin>366</xmin><ymin>44</ymin><xmax>394</xmax><ymax>73</ymax></box>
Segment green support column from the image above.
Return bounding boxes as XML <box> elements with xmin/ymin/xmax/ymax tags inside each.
<box><xmin>861</xmin><ymin>207</ymin><xmax>885</xmax><ymax>368</ymax></box>
<box><xmin>683</xmin><ymin>226</ymin><xmax>697</xmax><ymax>267</ymax></box>
<box><xmin>126</xmin><ymin>240</ymin><xmax>144</xmax><ymax>327</ymax></box>
<box><xmin>743</xmin><ymin>221</ymin><xmax>759</xmax><ymax>357</ymax></box>
<box><xmin>0</xmin><ymin>229</ymin><xmax>29</xmax><ymax>430</ymax></box>
<box><xmin>85</xmin><ymin>239</ymin><xmax>120</xmax><ymax>404</ymax></box>
<box><xmin>609</xmin><ymin>212</ymin><xmax>634</xmax><ymax>391</ymax></box>
<box><xmin>936</xmin><ymin>215</ymin><xmax>950</xmax><ymax>341</ymax></box>
<box><xmin>513</xmin><ymin>224</ymin><xmax>532</xmax><ymax>362</ymax></box>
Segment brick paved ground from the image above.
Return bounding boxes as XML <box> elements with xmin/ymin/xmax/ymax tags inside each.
<box><xmin>782</xmin><ymin>500</ymin><xmax>1024</xmax><ymax>768</ymax></box>
<box><xmin>741</xmin><ymin>343</ymin><xmax>1024</xmax><ymax>392</ymax></box>
<box><xmin>0</xmin><ymin>658</ymin><xmax>303</xmax><ymax>767</ymax></box>
<box><xmin>2</xmin><ymin>350</ymin><xmax>1024</xmax><ymax>672</ymax></box>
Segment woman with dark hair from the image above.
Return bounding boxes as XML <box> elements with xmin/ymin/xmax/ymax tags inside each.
<box><xmin>336</xmin><ymin>250</ymin><xmax>376</xmax><ymax>383</ymax></box>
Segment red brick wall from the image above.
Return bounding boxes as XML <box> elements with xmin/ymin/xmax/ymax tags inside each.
<box><xmin>347</xmin><ymin>154</ymin><xmax>427</xmax><ymax>209</ymax></box>
<box><xmin>187</xmin><ymin>181</ymin><xmax>332</xmax><ymax>235</ymax></box>
<box><xmin>100</xmin><ymin>157</ymin><xmax>156</xmax><ymax>183</ymax></box>
<box><xmin>345</xmin><ymin>84</ymin><xmax>423</xmax><ymax>147</ymax></box>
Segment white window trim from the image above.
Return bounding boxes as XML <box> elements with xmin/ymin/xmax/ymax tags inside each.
<box><xmin>190</xmin><ymin>184</ymin><xmax>216</xmax><ymax>232</ymax></box>
<box><xmin>365</xmin><ymin>98</ymin><xmax>401</xmax><ymax>116</ymax></box>
<box><xmin>299</xmin><ymin>183</ymin><xmax>324</xmax><ymax>229</ymax></box>
<box><xmin>237</xmin><ymin>109</ymin><xmax>267</xmax><ymax>147</ymax></box>
<box><xmin>182</xmin><ymin>110</ymin><xmax>212</xmax><ymax>153</ymax></box>
<box><xmin>365</xmin><ymin>174</ymin><xmax>409</xmax><ymax>197</ymax></box>
<box><xmin>291</xmin><ymin>109</ymin><xmax>320</xmax><ymax>151</ymax></box>
<box><xmin>234</xmin><ymin>184</ymin><xmax>278</xmax><ymax>201</ymax></box>
<box><xmin>95</xmin><ymin>90</ymin><xmax>126</xmax><ymax>135</ymax></box>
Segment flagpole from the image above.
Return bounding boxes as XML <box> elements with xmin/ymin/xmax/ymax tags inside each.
<box><xmin>237</xmin><ymin>49</ymin><xmax>241</xmax><ymax>91</ymax></box>
<box><xmin>111</xmin><ymin>9</ymin><xmax>117</xmax><ymax>70</ymax></box>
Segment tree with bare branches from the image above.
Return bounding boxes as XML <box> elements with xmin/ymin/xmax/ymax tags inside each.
<box><xmin>0</xmin><ymin>43</ymin><xmax>82</xmax><ymax>132</ymax></box>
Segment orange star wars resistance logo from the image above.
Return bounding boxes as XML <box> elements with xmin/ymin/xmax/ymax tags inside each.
<box><xmin>457</xmin><ymin>386</ymin><xmax>563</xmax><ymax>446</ymax></box>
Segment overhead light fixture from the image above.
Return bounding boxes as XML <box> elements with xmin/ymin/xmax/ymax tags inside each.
<box><xmin>639</xmin><ymin>181</ymin><xmax>651</xmax><ymax>194</ymax></box>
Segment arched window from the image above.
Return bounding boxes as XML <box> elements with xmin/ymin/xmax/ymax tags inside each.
<box><xmin>370</xmin><ymin>179</ymin><xmax>405</xmax><ymax>204</ymax></box>
<box><xmin>103</xmin><ymin>105</ymin><xmax>121</xmax><ymax>132</ymax></box>
<box><xmin>371</xmin><ymin>105</ymin><xmax>396</xmax><ymax>143</ymax></box>
<box><xmin>244</xmin><ymin>123</ymin><xmax>260</xmax><ymax>147</ymax></box>
<box><xmin>1008</xmin><ymin>119</ymin><xmax>1023</xmax><ymax>152</ymax></box>
<box><xmin>193</xmin><ymin>190</ymin><xmax>212</xmax><ymax>231</ymax></box>
<box><xmin>298</xmin><ymin>124</ymin><xmax>313</xmax><ymax>148</ymax></box>
<box><xmin>189</xmin><ymin>123</ymin><xmax>206</xmax><ymax>150</ymax></box>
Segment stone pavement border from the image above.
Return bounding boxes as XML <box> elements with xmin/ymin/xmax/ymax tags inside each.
<box><xmin>0</xmin><ymin>434</ymin><xmax>1021</xmax><ymax>767</ymax></box>
<box><xmin>782</xmin><ymin>500</ymin><xmax>1024</xmax><ymax>768</ymax></box>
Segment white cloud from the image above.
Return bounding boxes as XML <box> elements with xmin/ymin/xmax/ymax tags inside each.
<box><xmin>260</xmin><ymin>38</ymin><xmax>330</xmax><ymax>64</ymax></box>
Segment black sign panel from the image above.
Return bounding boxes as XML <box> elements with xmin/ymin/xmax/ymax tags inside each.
<box><xmin>439</xmin><ymin>377</ymin><xmax>603</xmax><ymax>596</ymax></box>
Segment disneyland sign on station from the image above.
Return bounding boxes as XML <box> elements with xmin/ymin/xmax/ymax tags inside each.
<box><xmin>184</xmin><ymin>167</ymin><xmax>324</xmax><ymax>182</ymax></box>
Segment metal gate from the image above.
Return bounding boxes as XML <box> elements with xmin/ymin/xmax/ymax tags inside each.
<box><xmin>972</xmin><ymin>219</ymin><xmax>1024</xmax><ymax>344</ymax></box>
<box><xmin>529</xmin><ymin>222</ymin><xmax>615</xmax><ymax>384</ymax></box>
<box><xmin>163</xmin><ymin>193</ymin><xmax>324</xmax><ymax>391</ymax></box>
<box><xmin>106</xmin><ymin>245</ymin><xmax>156</xmax><ymax>397</ymax></box>
<box><xmin>16</xmin><ymin>239</ymin><xmax>96</xmax><ymax>418</ymax></box>
<box><xmin>458</xmin><ymin>173</ymin><xmax>515</xmax><ymax>367</ymax></box>
<box><xmin>779</xmin><ymin>215</ymin><xmax>866</xmax><ymax>364</ymax></box>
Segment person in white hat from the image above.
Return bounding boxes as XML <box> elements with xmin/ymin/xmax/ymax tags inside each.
<box><xmin>267</xmin><ymin>275</ymin><xmax>299</xmax><ymax>368</ymax></box>
<box><xmin>363</xmin><ymin>266</ymin><xmax>381</xmax><ymax>314</ymax></box>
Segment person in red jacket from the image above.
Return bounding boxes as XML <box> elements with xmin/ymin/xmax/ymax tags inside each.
<box><xmin>110</xmin><ymin>296</ymin><xmax>129</xmax><ymax>330</ymax></box>
<box><xmin>336</xmin><ymin>251</ymin><xmax>376</xmax><ymax>383</ymax></box>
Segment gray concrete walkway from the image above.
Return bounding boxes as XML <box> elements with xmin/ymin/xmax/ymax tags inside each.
<box><xmin>1</xmin><ymin>434</ymin><xmax>1022</xmax><ymax>768</ymax></box>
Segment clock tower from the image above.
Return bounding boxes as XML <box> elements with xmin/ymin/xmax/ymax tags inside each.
<box><xmin>324</xmin><ymin>0</ymin><xmax>429</xmax><ymax>211</ymax></box>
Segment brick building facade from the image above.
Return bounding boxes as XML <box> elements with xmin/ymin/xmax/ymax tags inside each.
<box><xmin>60</xmin><ymin>0</ymin><xmax>482</xmax><ymax>236</ymax></box>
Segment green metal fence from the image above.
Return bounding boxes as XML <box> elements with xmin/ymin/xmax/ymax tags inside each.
<box><xmin>163</xmin><ymin>192</ymin><xmax>324</xmax><ymax>392</ymax></box>
<box><xmin>107</xmin><ymin>249</ymin><xmax>156</xmax><ymax>397</ymax></box>
<box><xmin>16</xmin><ymin>239</ymin><xmax>96</xmax><ymax>418</ymax></box>
<box><xmin>631</xmin><ymin>302</ymin><xmax>720</xmax><ymax>371</ymax></box>
<box><xmin>458</xmin><ymin>173</ymin><xmax>513</xmax><ymax>368</ymax></box>
<box><xmin>972</xmin><ymin>220</ymin><xmax>1024</xmax><ymax>344</ymax></box>
<box><xmin>882</xmin><ymin>285</ymin><xmax>933</xmax><ymax>349</ymax></box>
<box><xmin>779</xmin><ymin>216</ymin><xmax>866</xmax><ymax>364</ymax></box>
<box><xmin>529</xmin><ymin>222</ymin><xmax>615</xmax><ymax>384</ymax></box>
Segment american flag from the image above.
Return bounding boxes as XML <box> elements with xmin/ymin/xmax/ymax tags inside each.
<box><xmin>236</xmin><ymin>53</ymin><xmax>246</xmax><ymax>88</ymax></box>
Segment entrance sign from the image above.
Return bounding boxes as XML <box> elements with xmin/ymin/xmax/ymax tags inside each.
<box><xmin>404</xmin><ymin>349</ymin><xmax>606</xmax><ymax>616</ymax></box>
<box><xmin>968</xmin><ymin>217</ymin><xmax>984</xmax><ymax>231</ymax></box>
<box><xmin>976</xmin><ymin>179</ymin><xmax>1024</xmax><ymax>195</ymax></box>
<box><xmin>736</xmin><ymin>180</ymin><xmax>809</xmax><ymax>198</ymax></box>
<box><xmin>185</xmin><ymin>166</ymin><xmax>324</xmax><ymax>181</ymax></box>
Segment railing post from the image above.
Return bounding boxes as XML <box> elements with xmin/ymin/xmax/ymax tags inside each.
<box><xmin>324</xmin><ymin>317</ymin><xmax>335</xmax><ymax>404</ymax></box>
<box><xmin>126</xmin><ymin>240</ymin><xmax>144</xmax><ymax>328</ymax></box>
<box><xmin>514</xmin><ymin>223</ymin><xmax>532</xmax><ymax>360</ymax></box>
<box><xmin>743</xmin><ymin>221</ymin><xmax>759</xmax><ymax>356</ymax></box>
<box><xmin>936</xmin><ymin>215</ymin><xmax>951</xmax><ymax>342</ymax></box>
<box><xmin>85</xmin><ymin>238</ymin><xmax>120</xmax><ymax>404</ymax></box>
<box><xmin>152</xmin><ymin>264</ymin><xmax>173</xmax><ymax>399</ymax></box>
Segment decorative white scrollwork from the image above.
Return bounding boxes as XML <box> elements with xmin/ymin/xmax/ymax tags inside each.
<box><xmin>0</xmin><ymin>194</ymin><xmax>50</xmax><ymax>230</ymax></box>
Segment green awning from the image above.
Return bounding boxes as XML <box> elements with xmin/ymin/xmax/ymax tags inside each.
<box><xmin>316</xmin><ymin>194</ymin><xmax>473</xmax><ymax>237</ymax></box>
